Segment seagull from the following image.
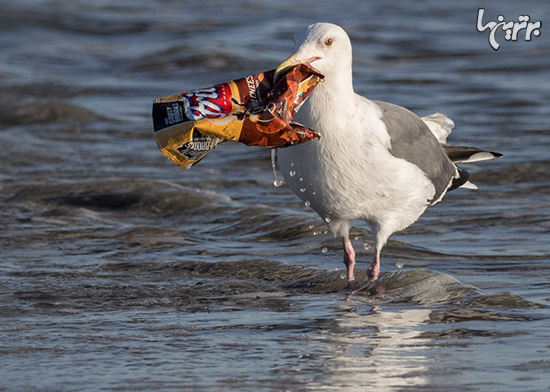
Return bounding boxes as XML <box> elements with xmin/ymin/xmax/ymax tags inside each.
<box><xmin>274</xmin><ymin>23</ymin><xmax>501</xmax><ymax>291</ymax></box>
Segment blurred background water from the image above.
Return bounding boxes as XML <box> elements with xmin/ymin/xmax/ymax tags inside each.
<box><xmin>1</xmin><ymin>0</ymin><xmax>549</xmax><ymax>391</ymax></box>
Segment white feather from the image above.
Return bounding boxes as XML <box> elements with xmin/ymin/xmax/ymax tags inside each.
<box><xmin>421</xmin><ymin>112</ymin><xmax>454</xmax><ymax>143</ymax></box>
<box><xmin>458</xmin><ymin>151</ymin><xmax>499</xmax><ymax>163</ymax></box>
<box><xmin>460</xmin><ymin>181</ymin><xmax>478</xmax><ymax>190</ymax></box>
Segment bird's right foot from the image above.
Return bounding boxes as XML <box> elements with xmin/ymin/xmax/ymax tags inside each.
<box><xmin>345</xmin><ymin>278</ymin><xmax>385</xmax><ymax>300</ymax></box>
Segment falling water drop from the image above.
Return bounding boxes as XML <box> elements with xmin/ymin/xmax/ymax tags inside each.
<box><xmin>363</xmin><ymin>242</ymin><xmax>370</xmax><ymax>250</ymax></box>
<box><xmin>289</xmin><ymin>170</ymin><xmax>296</xmax><ymax>177</ymax></box>
<box><xmin>354</xmin><ymin>236</ymin><xmax>360</xmax><ymax>241</ymax></box>
<box><xmin>396</xmin><ymin>260</ymin><xmax>405</xmax><ymax>269</ymax></box>
<box><xmin>300</xmin><ymin>188</ymin><xmax>306</xmax><ymax>193</ymax></box>
<box><xmin>299</xmin><ymin>177</ymin><xmax>304</xmax><ymax>182</ymax></box>
<box><xmin>321</xmin><ymin>247</ymin><xmax>328</xmax><ymax>253</ymax></box>
<box><xmin>325</xmin><ymin>217</ymin><xmax>331</xmax><ymax>223</ymax></box>
<box><xmin>304</xmin><ymin>201</ymin><xmax>311</xmax><ymax>207</ymax></box>
<box><xmin>270</xmin><ymin>149</ymin><xmax>284</xmax><ymax>187</ymax></box>
<box><xmin>308</xmin><ymin>224</ymin><xmax>314</xmax><ymax>229</ymax></box>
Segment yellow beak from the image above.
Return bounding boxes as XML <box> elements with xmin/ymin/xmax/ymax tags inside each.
<box><xmin>273</xmin><ymin>53</ymin><xmax>301</xmax><ymax>84</ymax></box>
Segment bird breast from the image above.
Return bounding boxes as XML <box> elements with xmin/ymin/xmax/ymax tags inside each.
<box><xmin>278</xmin><ymin>91</ymin><xmax>435</xmax><ymax>231</ymax></box>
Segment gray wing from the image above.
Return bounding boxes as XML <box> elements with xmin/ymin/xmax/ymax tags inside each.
<box><xmin>374</xmin><ymin>100</ymin><xmax>457</xmax><ymax>203</ymax></box>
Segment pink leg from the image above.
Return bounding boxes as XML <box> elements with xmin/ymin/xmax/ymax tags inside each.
<box><xmin>345</xmin><ymin>247</ymin><xmax>384</xmax><ymax>300</ymax></box>
<box><xmin>366</xmin><ymin>248</ymin><xmax>381</xmax><ymax>281</ymax></box>
<box><xmin>342</xmin><ymin>237</ymin><xmax>357</xmax><ymax>289</ymax></box>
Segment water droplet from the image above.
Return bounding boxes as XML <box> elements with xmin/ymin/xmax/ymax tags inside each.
<box><xmin>323</xmin><ymin>230</ymin><xmax>328</xmax><ymax>234</ymax></box>
<box><xmin>339</xmin><ymin>274</ymin><xmax>346</xmax><ymax>280</ymax></box>
<box><xmin>321</xmin><ymin>247</ymin><xmax>328</xmax><ymax>253</ymax></box>
<box><xmin>290</xmin><ymin>162</ymin><xmax>294</xmax><ymax>167</ymax></box>
<box><xmin>312</xmin><ymin>191</ymin><xmax>316</xmax><ymax>195</ymax></box>
<box><xmin>270</xmin><ymin>149</ymin><xmax>284</xmax><ymax>188</ymax></box>
<box><xmin>299</xmin><ymin>177</ymin><xmax>304</xmax><ymax>182</ymax></box>
<box><xmin>354</xmin><ymin>236</ymin><xmax>360</xmax><ymax>241</ymax></box>
<box><xmin>308</xmin><ymin>224</ymin><xmax>314</xmax><ymax>229</ymax></box>
<box><xmin>304</xmin><ymin>201</ymin><xmax>310</xmax><ymax>207</ymax></box>
<box><xmin>313</xmin><ymin>231</ymin><xmax>319</xmax><ymax>236</ymax></box>
<box><xmin>325</xmin><ymin>217</ymin><xmax>331</xmax><ymax>223</ymax></box>
<box><xmin>300</xmin><ymin>188</ymin><xmax>306</xmax><ymax>193</ymax></box>
<box><xmin>396</xmin><ymin>260</ymin><xmax>405</xmax><ymax>269</ymax></box>
<box><xmin>289</xmin><ymin>170</ymin><xmax>296</xmax><ymax>177</ymax></box>
<box><xmin>363</xmin><ymin>243</ymin><xmax>370</xmax><ymax>250</ymax></box>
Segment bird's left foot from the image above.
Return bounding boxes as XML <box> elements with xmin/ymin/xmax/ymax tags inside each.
<box><xmin>345</xmin><ymin>279</ymin><xmax>359</xmax><ymax>292</ymax></box>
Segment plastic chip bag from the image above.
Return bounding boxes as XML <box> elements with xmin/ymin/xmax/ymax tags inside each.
<box><xmin>152</xmin><ymin>63</ymin><xmax>324</xmax><ymax>170</ymax></box>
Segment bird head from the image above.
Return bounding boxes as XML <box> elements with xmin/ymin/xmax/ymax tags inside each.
<box><xmin>274</xmin><ymin>23</ymin><xmax>353</xmax><ymax>86</ymax></box>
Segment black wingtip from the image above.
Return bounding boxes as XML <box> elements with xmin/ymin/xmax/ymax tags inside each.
<box><xmin>441</xmin><ymin>144</ymin><xmax>503</xmax><ymax>163</ymax></box>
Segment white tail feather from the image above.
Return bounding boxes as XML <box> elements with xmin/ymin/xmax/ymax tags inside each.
<box><xmin>460</xmin><ymin>181</ymin><xmax>478</xmax><ymax>190</ymax></box>
<box><xmin>422</xmin><ymin>112</ymin><xmax>454</xmax><ymax>143</ymax></box>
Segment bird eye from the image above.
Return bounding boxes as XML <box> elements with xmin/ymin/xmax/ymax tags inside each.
<box><xmin>324</xmin><ymin>37</ymin><xmax>333</xmax><ymax>46</ymax></box>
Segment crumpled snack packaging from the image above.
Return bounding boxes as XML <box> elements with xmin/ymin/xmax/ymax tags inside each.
<box><xmin>152</xmin><ymin>63</ymin><xmax>324</xmax><ymax>170</ymax></box>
